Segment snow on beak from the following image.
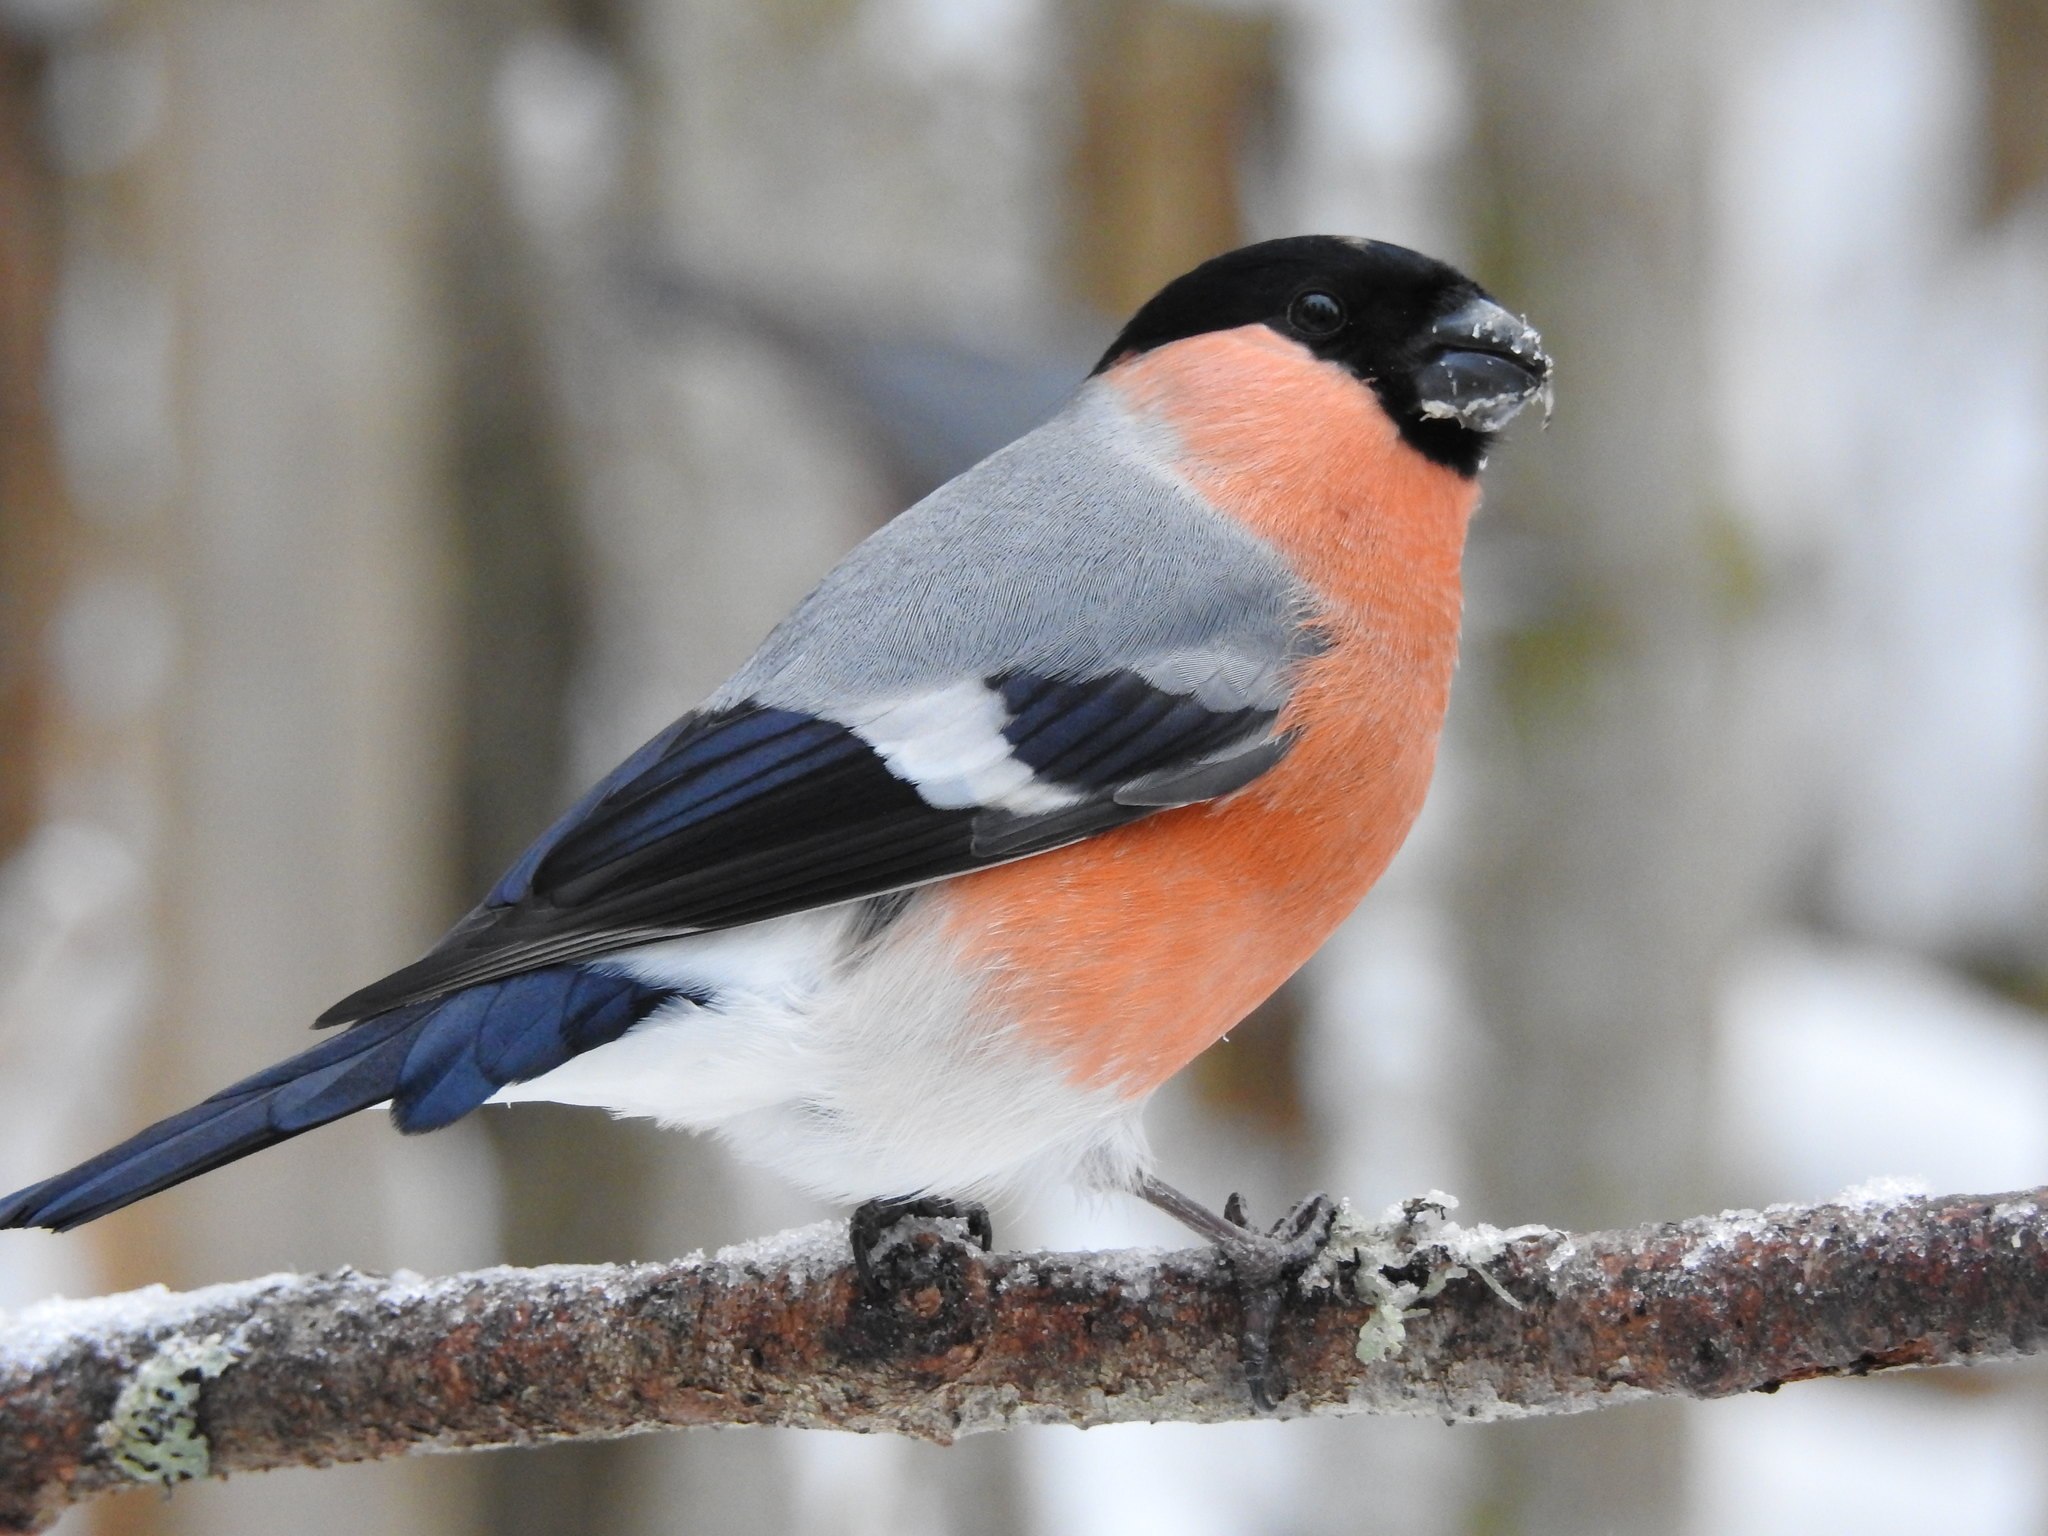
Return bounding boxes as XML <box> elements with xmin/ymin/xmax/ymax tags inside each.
<box><xmin>1414</xmin><ymin>296</ymin><xmax>1554</xmax><ymax>433</ymax></box>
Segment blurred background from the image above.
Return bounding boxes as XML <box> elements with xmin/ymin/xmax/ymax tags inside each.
<box><xmin>2</xmin><ymin>0</ymin><xmax>2046</xmax><ymax>1532</ymax></box>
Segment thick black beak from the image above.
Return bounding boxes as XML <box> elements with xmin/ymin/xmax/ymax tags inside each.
<box><xmin>1413</xmin><ymin>296</ymin><xmax>1553</xmax><ymax>433</ymax></box>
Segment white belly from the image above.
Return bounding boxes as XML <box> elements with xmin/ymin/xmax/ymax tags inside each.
<box><xmin>487</xmin><ymin>898</ymin><xmax>1150</xmax><ymax>1205</ymax></box>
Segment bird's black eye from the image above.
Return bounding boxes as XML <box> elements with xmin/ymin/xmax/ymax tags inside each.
<box><xmin>1287</xmin><ymin>290</ymin><xmax>1345</xmax><ymax>338</ymax></box>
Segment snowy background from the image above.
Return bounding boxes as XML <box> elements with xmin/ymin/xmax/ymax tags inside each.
<box><xmin>1</xmin><ymin>1</ymin><xmax>2046</xmax><ymax>1533</ymax></box>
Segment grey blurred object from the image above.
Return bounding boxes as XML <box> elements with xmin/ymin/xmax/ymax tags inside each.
<box><xmin>625</xmin><ymin>260</ymin><xmax>1094</xmax><ymax>500</ymax></box>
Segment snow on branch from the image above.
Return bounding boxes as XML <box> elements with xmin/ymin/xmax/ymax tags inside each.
<box><xmin>5</xmin><ymin>1184</ymin><xmax>2047</xmax><ymax>1533</ymax></box>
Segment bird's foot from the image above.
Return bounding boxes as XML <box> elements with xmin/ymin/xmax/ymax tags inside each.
<box><xmin>1213</xmin><ymin>1190</ymin><xmax>1338</xmax><ymax>1410</ymax></box>
<box><xmin>1134</xmin><ymin>1173</ymin><xmax>1335</xmax><ymax>1411</ymax></box>
<box><xmin>849</xmin><ymin>1195</ymin><xmax>994</xmax><ymax>1297</ymax></box>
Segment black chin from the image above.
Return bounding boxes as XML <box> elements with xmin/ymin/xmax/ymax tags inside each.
<box><xmin>1391</xmin><ymin>413</ymin><xmax>1492</xmax><ymax>477</ymax></box>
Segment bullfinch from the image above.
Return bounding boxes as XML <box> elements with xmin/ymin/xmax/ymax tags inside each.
<box><xmin>1</xmin><ymin>235</ymin><xmax>1550</xmax><ymax>1403</ymax></box>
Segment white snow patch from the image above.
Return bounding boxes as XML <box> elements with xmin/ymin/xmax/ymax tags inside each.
<box><xmin>709</xmin><ymin>1219</ymin><xmax>850</xmax><ymax>1286</ymax></box>
<box><xmin>995</xmin><ymin>1242</ymin><xmax>1176</xmax><ymax>1303</ymax></box>
<box><xmin>1679</xmin><ymin>1209</ymin><xmax>1780</xmax><ymax>1273</ymax></box>
<box><xmin>1836</xmin><ymin>1175</ymin><xmax>1932</xmax><ymax>1209</ymax></box>
<box><xmin>0</xmin><ymin>1235</ymin><xmax>868</xmax><ymax>1382</ymax></box>
<box><xmin>0</xmin><ymin>1272</ymin><xmax>296</xmax><ymax>1374</ymax></box>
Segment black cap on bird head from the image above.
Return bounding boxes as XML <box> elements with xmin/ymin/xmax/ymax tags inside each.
<box><xmin>1093</xmin><ymin>235</ymin><xmax>1553</xmax><ymax>477</ymax></box>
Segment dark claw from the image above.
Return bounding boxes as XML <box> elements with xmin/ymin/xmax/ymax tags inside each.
<box><xmin>1130</xmin><ymin>1174</ymin><xmax>1338</xmax><ymax>1411</ymax></box>
<box><xmin>849</xmin><ymin>1195</ymin><xmax>995</xmax><ymax>1296</ymax></box>
<box><xmin>1212</xmin><ymin>1192</ymin><xmax>1337</xmax><ymax>1411</ymax></box>
<box><xmin>1278</xmin><ymin>1191</ymin><xmax>1332</xmax><ymax>1244</ymax></box>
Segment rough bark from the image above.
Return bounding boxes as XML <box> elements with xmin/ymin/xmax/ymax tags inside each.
<box><xmin>4</xmin><ymin>1185</ymin><xmax>2045</xmax><ymax>1534</ymax></box>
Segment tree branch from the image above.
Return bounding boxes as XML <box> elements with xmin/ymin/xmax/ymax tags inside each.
<box><xmin>5</xmin><ymin>1184</ymin><xmax>2046</xmax><ymax>1533</ymax></box>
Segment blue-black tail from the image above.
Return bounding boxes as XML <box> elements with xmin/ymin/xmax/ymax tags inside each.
<box><xmin>0</xmin><ymin>964</ymin><xmax>686</xmax><ymax>1232</ymax></box>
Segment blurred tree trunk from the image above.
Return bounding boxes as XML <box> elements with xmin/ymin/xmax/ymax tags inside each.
<box><xmin>90</xmin><ymin>2</ymin><xmax>482</xmax><ymax>1533</ymax></box>
<box><xmin>0</xmin><ymin>12</ymin><xmax>161</xmax><ymax>1415</ymax></box>
<box><xmin>0</xmin><ymin>32</ymin><xmax>61</xmax><ymax>863</ymax></box>
<box><xmin>425</xmin><ymin>7</ymin><xmax>627</xmax><ymax>1536</ymax></box>
<box><xmin>1979</xmin><ymin>0</ymin><xmax>2048</xmax><ymax>224</ymax></box>
<box><xmin>1974</xmin><ymin>74</ymin><xmax>2048</xmax><ymax>1536</ymax></box>
<box><xmin>1978</xmin><ymin>0</ymin><xmax>2048</xmax><ymax>1006</ymax></box>
<box><xmin>0</xmin><ymin>21</ymin><xmax>185</xmax><ymax>1536</ymax></box>
<box><xmin>1454</xmin><ymin>3</ymin><xmax>1752</xmax><ymax>1532</ymax></box>
<box><xmin>1064</xmin><ymin>0</ymin><xmax>1275</xmax><ymax>317</ymax></box>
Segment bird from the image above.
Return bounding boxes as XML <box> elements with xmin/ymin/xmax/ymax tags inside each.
<box><xmin>1</xmin><ymin>235</ymin><xmax>1550</xmax><ymax>1405</ymax></box>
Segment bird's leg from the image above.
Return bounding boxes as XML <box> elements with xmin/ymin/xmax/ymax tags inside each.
<box><xmin>1136</xmin><ymin>1172</ymin><xmax>1336</xmax><ymax>1411</ymax></box>
<box><xmin>849</xmin><ymin>1194</ymin><xmax>995</xmax><ymax>1295</ymax></box>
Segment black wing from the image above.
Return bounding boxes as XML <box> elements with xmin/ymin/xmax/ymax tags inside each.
<box><xmin>319</xmin><ymin>671</ymin><xmax>1291</xmax><ymax>1025</ymax></box>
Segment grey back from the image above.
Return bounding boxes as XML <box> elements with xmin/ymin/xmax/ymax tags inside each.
<box><xmin>714</xmin><ymin>382</ymin><xmax>1317</xmax><ymax>717</ymax></box>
